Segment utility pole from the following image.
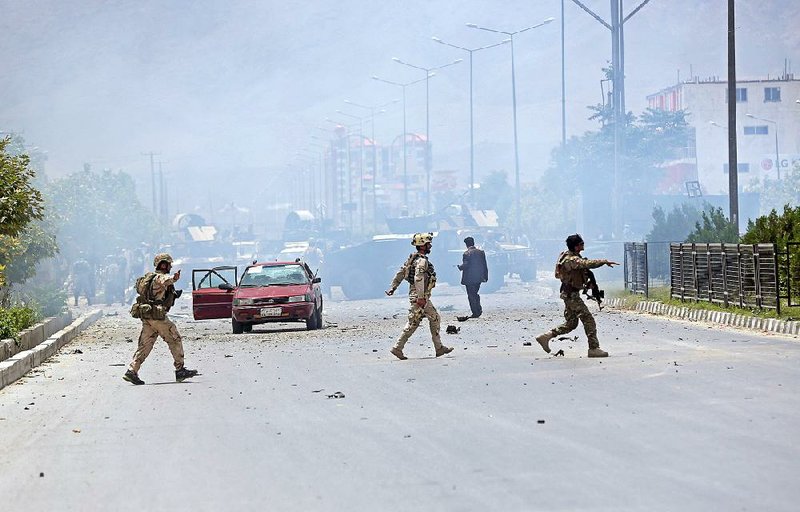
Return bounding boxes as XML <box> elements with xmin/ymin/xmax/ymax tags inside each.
<box><xmin>569</xmin><ymin>0</ymin><xmax>652</xmax><ymax>237</ymax></box>
<box><xmin>141</xmin><ymin>151</ymin><xmax>160</xmax><ymax>214</ymax></box>
<box><xmin>727</xmin><ymin>0</ymin><xmax>739</xmax><ymax>230</ymax></box>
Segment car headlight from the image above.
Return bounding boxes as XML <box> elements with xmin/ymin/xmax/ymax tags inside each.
<box><xmin>233</xmin><ymin>298</ymin><xmax>254</xmax><ymax>306</ymax></box>
<box><xmin>287</xmin><ymin>295</ymin><xmax>307</xmax><ymax>303</ymax></box>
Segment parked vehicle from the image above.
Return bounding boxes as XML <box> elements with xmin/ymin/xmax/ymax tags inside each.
<box><xmin>191</xmin><ymin>262</ymin><xmax>323</xmax><ymax>334</ymax></box>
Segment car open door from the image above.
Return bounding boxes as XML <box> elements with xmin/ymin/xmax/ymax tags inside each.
<box><xmin>192</xmin><ymin>266</ymin><xmax>238</xmax><ymax>320</ymax></box>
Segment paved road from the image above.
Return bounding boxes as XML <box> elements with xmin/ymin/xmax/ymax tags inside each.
<box><xmin>1</xmin><ymin>282</ymin><xmax>798</xmax><ymax>511</ymax></box>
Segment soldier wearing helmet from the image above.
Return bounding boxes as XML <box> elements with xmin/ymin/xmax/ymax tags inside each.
<box><xmin>385</xmin><ymin>232</ymin><xmax>454</xmax><ymax>360</ymax></box>
<box><xmin>123</xmin><ymin>252</ymin><xmax>198</xmax><ymax>385</ymax></box>
<box><xmin>534</xmin><ymin>234</ymin><xmax>619</xmax><ymax>358</ymax></box>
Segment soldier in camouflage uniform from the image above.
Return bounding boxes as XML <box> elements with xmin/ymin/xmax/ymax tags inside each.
<box><xmin>385</xmin><ymin>233</ymin><xmax>454</xmax><ymax>360</ymax></box>
<box><xmin>123</xmin><ymin>253</ymin><xmax>198</xmax><ymax>385</ymax></box>
<box><xmin>535</xmin><ymin>234</ymin><xmax>619</xmax><ymax>358</ymax></box>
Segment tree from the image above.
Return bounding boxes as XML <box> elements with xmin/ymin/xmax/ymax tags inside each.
<box><xmin>685</xmin><ymin>206</ymin><xmax>739</xmax><ymax>243</ymax></box>
<box><xmin>45</xmin><ymin>168</ymin><xmax>160</xmax><ymax>265</ymax></box>
<box><xmin>0</xmin><ymin>137</ymin><xmax>44</xmax><ymax>239</ymax></box>
<box><xmin>0</xmin><ymin>136</ymin><xmax>47</xmax><ymax>289</ymax></box>
<box><xmin>646</xmin><ymin>203</ymin><xmax>702</xmax><ymax>242</ymax></box>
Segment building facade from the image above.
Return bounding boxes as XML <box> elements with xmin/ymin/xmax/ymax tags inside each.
<box><xmin>647</xmin><ymin>75</ymin><xmax>800</xmax><ymax>195</ymax></box>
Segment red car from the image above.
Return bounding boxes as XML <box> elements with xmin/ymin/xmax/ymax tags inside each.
<box><xmin>191</xmin><ymin>262</ymin><xmax>323</xmax><ymax>334</ymax></box>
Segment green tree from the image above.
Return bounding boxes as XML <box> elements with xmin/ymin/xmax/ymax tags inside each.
<box><xmin>646</xmin><ymin>203</ymin><xmax>702</xmax><ymax>242</ymax></box>
<box><xmin>741</xmin><ymin>204</ymin><xmax>800</xmax><ymax>246</ymax></box>
<box><xmin>685</xmin><ymin>206</ymin><xmax>739</xmax><ymax>243</ymax></box>
<box><xmin>0</xmin><ymin>136</ymin><xmax>47</xmax><ymax>289</ymax></box>
<box><xmin>45</xmin><ymin>168</ymin><xmax>159</xmax><ymax>264</ymax></box>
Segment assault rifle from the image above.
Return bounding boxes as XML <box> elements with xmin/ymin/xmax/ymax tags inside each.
<box><xmin>583</xmin><ymin>270</ymin><xmax>604</xmax><ymax>310</ymax></box>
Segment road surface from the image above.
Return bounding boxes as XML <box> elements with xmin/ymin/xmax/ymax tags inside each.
<box><xmin>1</xmin><ymin>282</ymin><xmax>798</xmax><ymax>511</ymax></box>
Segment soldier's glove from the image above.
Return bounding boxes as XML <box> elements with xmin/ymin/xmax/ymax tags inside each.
<box><xmin>174</xmin><ymin>289</ymin><xmax>183</xmax><ymax>298</ymax></box>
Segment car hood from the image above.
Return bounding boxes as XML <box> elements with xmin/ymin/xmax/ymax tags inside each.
<box><xmin>235</xmin><ymin>284</ymin><xmax>311</xmax><ymax>299</ymax></box>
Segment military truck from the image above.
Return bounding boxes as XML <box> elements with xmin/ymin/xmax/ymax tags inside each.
<box><xmin>324</xmin><ymin>205</ymin><xmax>537</xmax><ymax>300</ymax></box>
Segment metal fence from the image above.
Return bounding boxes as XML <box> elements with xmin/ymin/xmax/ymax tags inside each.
<box><xmin>669</xmin><ymin>243</ymin><xmax>780</xmax><ymax>312</ymax></box>
<box><xmin>781</xmin><ymin>242</ymin><xmax>800</xmax><ymax>308</ymax></box>
<box><xmin>624</xmin><ymin>242</ymin><xmax>648</xmax><ymax>296</ymax></box>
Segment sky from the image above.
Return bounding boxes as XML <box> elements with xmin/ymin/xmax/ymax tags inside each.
<box><xmin>1</xmin><ymin>0</ymin><xmax>798</xmax><ymax>215</ymax></box>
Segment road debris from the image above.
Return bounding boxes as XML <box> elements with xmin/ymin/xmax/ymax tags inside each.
<box><xmin>456</xmin><ymin>315</ymin><xmax>471</xmax><ymax>322</ymax></box>
<box><xmin>522</xmin><ymin>341</ymin><xmax>532</xmax><ymax>346</ymax></box>
<box><xmin>72</xmin><ymin>349</ymin><xmax>83</xmax><ymax>354</ymax></box>
<box><xmin>326</xmin><ymin>391</ymin><xmax>345</xmax><ymax>399</ymax></box>
<box><xmin>553</xmin><ymin>349</ymin><xmax>565</xmax><ymax>357</ymax></box>
<box><xmin>445</xmin><ymin>325</ymin><xmax>460</xmax><ymax>334</ymax></box>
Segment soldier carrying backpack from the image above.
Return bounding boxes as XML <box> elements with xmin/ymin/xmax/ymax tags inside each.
<box><xmin>123</xmin><ymin>253</ymin><xmax>198</xmax><ymax>385</ymax></box>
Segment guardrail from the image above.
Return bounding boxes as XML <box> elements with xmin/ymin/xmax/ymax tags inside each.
<box><xmin>669</xmin><ymin>243</ymin><xmax>780</xmax><ymax>313</ymax></box>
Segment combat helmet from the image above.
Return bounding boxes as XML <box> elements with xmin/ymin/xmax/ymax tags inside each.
<box><xmin>411</xmin><ymin>232</ymin><xmax>434</xmax><ymax>247</ymax></box>
<box><xmin>153</xmin><ymin>253</ymin><xmax>174</xmax><ymax>268</ymax></box>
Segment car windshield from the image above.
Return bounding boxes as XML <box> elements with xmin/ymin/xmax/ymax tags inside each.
<box><xmin>239</xmin><ymin>264</ymin><xmax>308</xmax><ymax>287</ymax></box>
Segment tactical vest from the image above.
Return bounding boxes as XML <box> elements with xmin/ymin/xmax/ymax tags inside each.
<box><xmin>405</xmin><ymin>253</ymin><xmax>436</xmax><ymax>289</ymax></box>
<box><xmin>130</xmin><ymin>272</ymin><xmax>174</xmax><ymax>320</ymax></box>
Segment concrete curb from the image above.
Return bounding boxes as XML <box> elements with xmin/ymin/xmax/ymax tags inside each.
<box><xmin>1</xmin><ymin>311</ymin><xmax>73</xmax><ymax>363</ymax></box>
<box><xmin>605</xmin><ymin>298</ymin><xmax>800</xmax><ymax>336</ymax></box>
<box><xmin>0</xmin><ymin>309</ymin><xmax>103</xmax><ymax>391</ymax></box>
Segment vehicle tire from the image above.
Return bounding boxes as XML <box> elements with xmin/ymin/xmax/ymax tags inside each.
<box><xmin>305</xmin><ymin>310</ymin><xmax>318</xmax><ymax>330</ymax></box>
<box><xmin>232</xmin><ymin>318</ymin><xmax>244</xmax><ymax>334</ymax></box>
<box><xmin>481</xmin><ymin>274</ymin><xmax>504</xmax><ymax>294</ymax></box>
<box><xmin>315</xmin><ymin>303</ymin><xmax>323</xmax><ymax>329</ymax></box>
<box><xmin>340</xmin><ymin>270</ymin><xmax>383</xmax><ymax>300</ymax></box>
<box><xmin>519</xmin><ymin>264</ymin><xmax>537</xmax><ymax>282</ymax></box>
<box><xmin>243</xmin><ymin>323</ymin><xmax>253</xmax><ymax>333</ymax></box>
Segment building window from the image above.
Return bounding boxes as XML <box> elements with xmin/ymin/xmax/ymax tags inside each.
<box><xmin>723</xmin><ymin>163</ymin><xmax>750</xmax><ymax>174</ymax></box>
<box><xmin>744</xmin><ymin>125</ymin><xmax>769</xmax><ymax>135</ymax></box>
<box><xmin>764</xmin><ymin>87</ymin><xmax>781</xmax><ymax>102</ymax></box>
<box><xmin>726</xmin><ymin>87</ymin><xmax>748</xmax><ymax>103</ymax></box>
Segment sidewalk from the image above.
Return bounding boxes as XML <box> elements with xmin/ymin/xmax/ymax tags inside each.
<box><xmin>605</xmin><ymin>297</ymin><xmax>800</xmax><ymax>336</ymax></box>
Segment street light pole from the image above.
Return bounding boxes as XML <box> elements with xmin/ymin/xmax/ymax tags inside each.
<box><xmin>372</xmin><ymin>75</ymin><xmax>429</xmax><ymax>214</ymax></box>
<box><xmin>432</xmin><ymin>37</ymin><xmax>509</xmax><ymax>207</ymax></box>
<box><xmin>337</xmin><ymin>110</ymin><xmax>368</xmax><ymax>233</ymax></box>
<box><xmin>746</xmin><ymin>114</ymin><xmax>781</xmax><ymax>180</ymax></box>
<box><xmin>391</xmin><ymin>57</ymin><xmax>462</xmax><ymax>214</ymax></box>
<box><xmin>467</xmin><ymin>18</ymin><xmax>554</xmax><ymax>230</ymax></box>
<box><xmin>345</xmin><ymin>98</ymin><xmax>399</xmax><ymax>231</ymax></box>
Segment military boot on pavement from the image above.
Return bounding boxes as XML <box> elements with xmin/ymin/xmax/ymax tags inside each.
<box><xmin>535</xmin><ymin>333</ymin><xmax>553</xmax><ymax>353</ymax></box>
<box><xmin>390</xmin><ymin>347</ymin><xmax>408</xmax><ymax>360</ymax></box>
<box><xmin>123</xmin><ymin>370</ymin><xmax>145</xmax><ymax>385</ymax></box>
<box><xmin>435</xmin><ymin>346</ymin><xmax>454</xmax><ymax>357</ymax></box>
<box><xmin>587</xmin><ymin>347</ymin><xmax>608</xmax><ymax>358</ymax></box>
<box><xmin>175</xmin><ymin>367</ymin><xmax>198</xmax><ymax>382</ymax></box>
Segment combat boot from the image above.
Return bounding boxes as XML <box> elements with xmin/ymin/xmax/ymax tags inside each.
<box><xmin>390</xmin><ymin>347</ymin><xmax>408</xmax><ymax>360</ymax></box>
<box><xmin>587</xmin><ymin>347</ymin><xmax>608</xmax><ymax>358</ymax></box>
<box><xmin>175</xmin><ymin>367</ymin><xmax>198</xmax><ymax>382</ymax></box>
<box><xmin>435</xmin><ymin>346</ymin><xmax>454</xmax><ymax>357</ymax></box>
<box><xmin>123</xmin><ymin>370</ymin><xmax>145</xmax><ymax>385</ymax></box>
<box><xmin>535</xmin><ymin>333</ymin><xmax>553</xmax><ymax>353</ymax></box>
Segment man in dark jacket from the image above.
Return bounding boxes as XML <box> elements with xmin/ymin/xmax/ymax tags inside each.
<box><xmin>458</xmin><ymin>236</ymin><xmax>489</xmax><ymax>318</ymax></box>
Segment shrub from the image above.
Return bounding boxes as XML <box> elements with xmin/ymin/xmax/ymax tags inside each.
<box><xmin>0</xmin><ymin>306</ymin><xmax>40</xmax><ymax>340</ymax></box>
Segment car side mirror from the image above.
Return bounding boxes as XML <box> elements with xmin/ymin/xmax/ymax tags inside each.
<box><xmin>312</xmin><ymin>277</ymin><xmax>321</xmax><ymax>284</ymax></box>
<box><xmin>218</xmin><ymin>282</ymin><xmax>235</xmax><ymax>291</ymax></box>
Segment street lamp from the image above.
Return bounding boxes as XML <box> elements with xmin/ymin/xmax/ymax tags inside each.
<box><xmin>467</xmin><ymin>17</ymin><xmax>554</xmax><ymax>230</ymax></box>
<box><xmin>391</xmin><ymin>57</ymin><xmax>463</xmax><ymax>214</ymax></box>
<box><xmin>372</xmin><ymin>75</ymin><xmax>430</xmax><ymax>212</ymax></box>
<box><xmin>432</xmin><ymin>36</ymin><xmax>509</xmax><ymax>207</ymax></box>
<box><xmin>326</xmin><ymin>117</ymin><xmax>361</xmax><ymax>231</ymax></box>
<box><xmin>336</xmin><ymin>110</ymin><xmax>368</xmax><ymax>233</ymax></box>
<box><xmin>746</xmin><ymin>113</ymin><xmax>781</xmax><ymax>180</ymax></box>
<box><xmin>344</xmin><ymin>98</ymin><xmax>399</xmax><ymax>231</ymax></box>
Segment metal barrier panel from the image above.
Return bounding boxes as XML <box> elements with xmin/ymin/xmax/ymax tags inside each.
<box><xmin>669</xmin><ymin>243</ymin><xmax>779</xmax><ymax>311</ymax></box>
<box><xmin>624</xmin><ymin>242</ymin><xmax>648</xmax><ymax>296</ymax></box>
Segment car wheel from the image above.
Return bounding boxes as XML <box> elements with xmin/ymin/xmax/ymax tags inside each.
<box><xmin>314</xmin><ymin>303</ymin><xmax>323</xmax><ymax>329</ymax></box>
<box><xmin>305</xmin><ymin>311</ymin><xmax>317</xmax><ymax>330</ymax></box>
<box><xmin>243</xmin><ymin>323</ymin><xmax>253</xmax><ymax>333</ymax></box>
<box><xmin>232</xmin><ymin>318</ymin><xmax>244</xmax><ymax>334</ymax></box>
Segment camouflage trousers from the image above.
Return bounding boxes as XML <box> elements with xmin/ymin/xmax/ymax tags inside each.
<box><xmin>129</xmin><ymin>318</ymin><xmax>185</xmax><ymax>373</ymax></box>
<box><xmin>394</xmin><ymin>295</ymin><xmax>443</xmax><ymax>351</ymax></box>
<box><xmin>545</xmin><ymin>292</ymin><xmax>599</xmax><ymax>349</ymax></box>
